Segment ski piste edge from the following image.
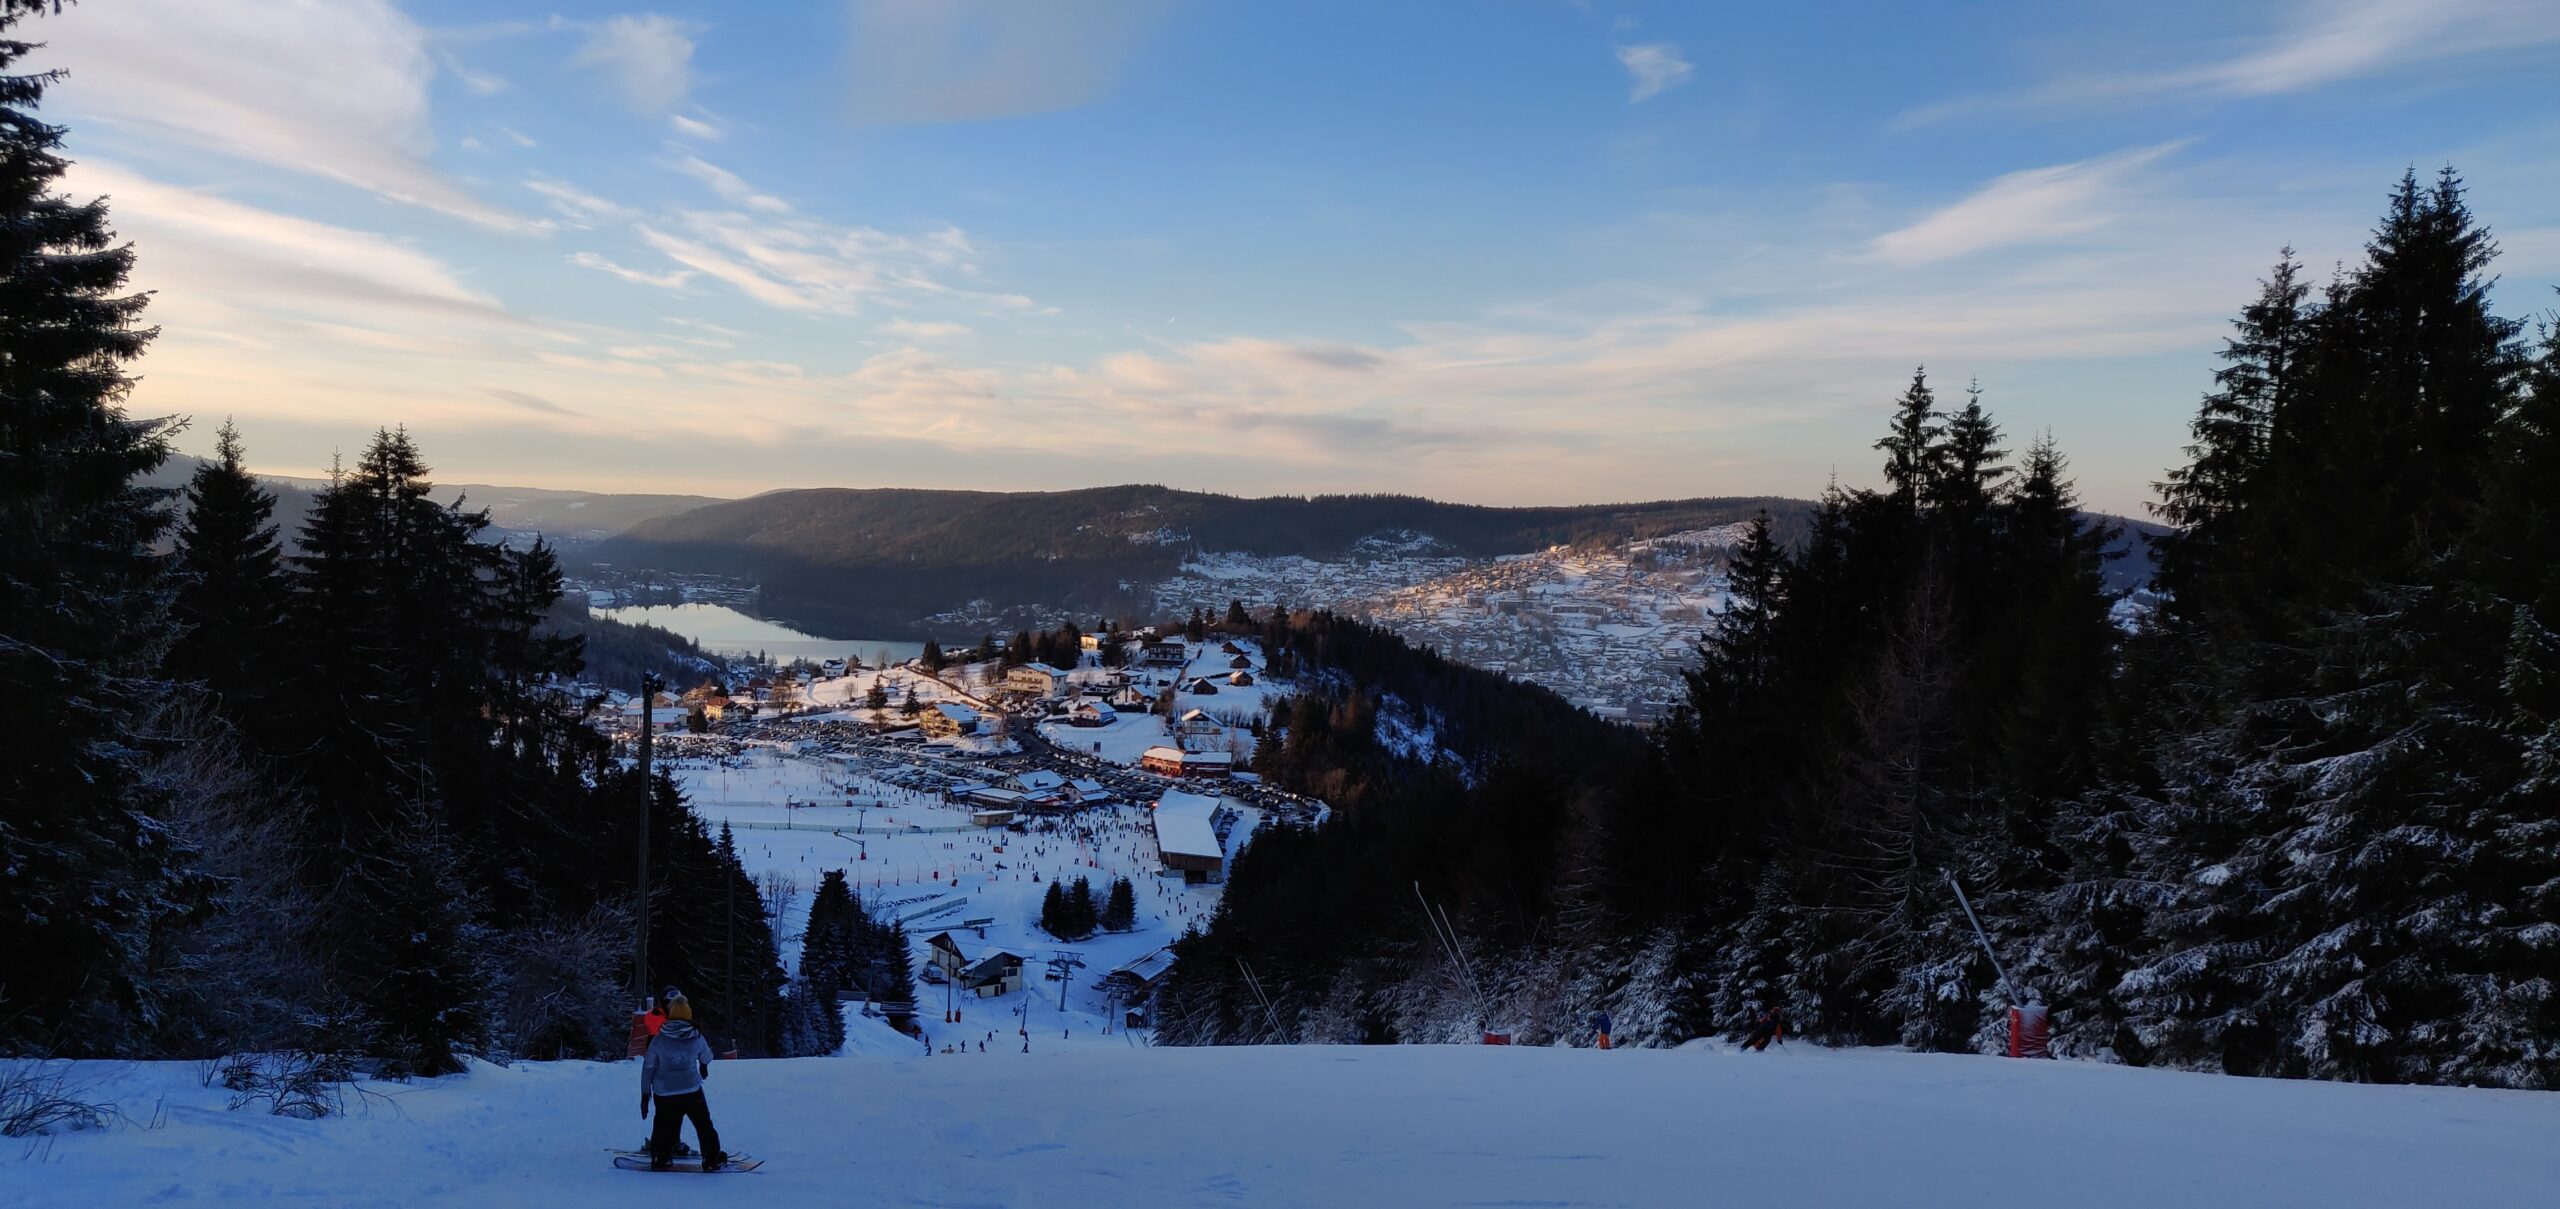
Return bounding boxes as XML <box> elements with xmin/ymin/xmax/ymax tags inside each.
<box><xmin>610</xmin><ymin>1154</ymin><xmax>762</xmax><ymax>1173</ymax></box>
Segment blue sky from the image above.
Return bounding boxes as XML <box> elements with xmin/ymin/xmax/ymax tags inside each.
<box><xmin>38</xmin><ymin>0</ymin><xmax>2560</xmax><ymax>514</ymax></box>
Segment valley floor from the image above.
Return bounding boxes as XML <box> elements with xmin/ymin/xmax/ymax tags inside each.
<box><xmin>8</xmin><ymin>1034</ymin><xmax>2556</xmax><ymax>1209</ymax></box>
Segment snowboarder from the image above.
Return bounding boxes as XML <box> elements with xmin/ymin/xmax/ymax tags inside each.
<box><xmin>1742</xmin><ymin>1005</ymin><xmax>1786</xmax><ymax>1052</ymax></box>
<box><xmin>642</xmin><ymin>989</ymin><xmax>727</xmax><ymax>1172</ymax></box>
<box><xmin>1590</xmin><ymin>1010</ymin><xmax>1613</xmax><ymax>1050</ymax></box>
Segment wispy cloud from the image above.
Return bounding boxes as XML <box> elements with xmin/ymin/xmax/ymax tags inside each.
<box><xmin>569</xmin><ymin>251</ymin><xmax>694</xmax><ymax>289</ymax></box>
<box><xmin>1868</xmin><ymin>142</ymin><xmax>2186</xmax><ymax>266</ymax></box>
<box><xmin>438</xmin><ymin>51</ymin><xmax>508</xmax><ymax>95</ymax></box>
<box><xmin>69</xmin><ymin>160</ymin><xmax>506</xmax><ymax>320</ymax></box>
<box><xmin>484</xmin><ymin>387</ymin><xmax>581</xmax><ymax>416</ymax></box>
<box><xmin>1615</xmin><ymin>43</ymin><xmax>1693</xmax><ymax>103</ymax></box>
<box><xmin>568</xmin><ymin>13</ymin><xmax>698</xmax><ymax>113</ymax></box>
<box><xmin>43</xmin><ymin>0</ymin><xmax>531</xmax><ymax>231</ymax></box>
<box><xmin>674</xmin><ymin>155</ymin><xmax>792</xmax><ymax>214</ymax></box>
<box><xmin>527</xmin><ymin>178</ymin><xmax>638</xmax><ymax>226</ymax></box>
<box><xmin>1900</xmin><ymin>0</ymin><xmax>2560</xmax><ymax>126</ymax></box>
<box><xmin>670</xmin><ymin>110</ymin><xmax>726</xmax><ymax>141</ymax></box>
<box><xmin>843</xmin><ymin>0</ymin><xmax>1174</xmax><ymax>124</ymax></box>
<box><xmin>884</xmin><ymin>318</ymin><xmax>974</xmax><ymax>340</ymax></box>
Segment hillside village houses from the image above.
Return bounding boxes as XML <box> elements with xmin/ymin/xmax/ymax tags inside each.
<box><xmin>1005</xmin><ymin>663</ymin><xmax>1069</xmax><ymax>698</ymax></box>
<box><xmin>920</xmin><ymin>701</ymin><xmax>981</xmax><ymax>738</ymax></box>
<box><xmin>924</xmin><ymin>932</ymin><xmax>1028</xmax><ymax>998</ymax></box>
<box><xmin>1141</xmin><ymin>640</ymin><xmax>1187</xmax><ymax>667</ymax></box>
<box><xmin>1175</xmin><ymin>709</ymin><xmax>1225</xmax><ymax>748</ymax></box>
<box><xmin>1069</xmin><ymin>698</ymin><xmax>1118</xmax><ymax>727</ymax></box>
<box><xmin>1143</xmin><ymin>745</ymin><xmax>1233</xmax><ymax>780</ymax></box>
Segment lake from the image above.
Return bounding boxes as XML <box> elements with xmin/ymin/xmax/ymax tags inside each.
<box><xmin>595</xmin><ymin>602</ymin><xmax>924</xmax><ymax>666</ymax></box>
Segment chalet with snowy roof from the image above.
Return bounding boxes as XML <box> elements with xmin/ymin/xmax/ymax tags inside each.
<box><xmin>1100</xmin><ymin>947</ymin><xmax>1178</xmax><ymax>1006</ymax></box>
<box><xmin>1069</xmin><ymin>699</ymin><xmax>1118</xmax><ymax>727</ymax></box>
<box><xmin>1151</xmin><ymin>790</ymin><xmax>1228</xmax><ymax>882</ymax></box>
<box><xmin>925</xmin><ymin>932</ymin><xmax>1029</xmax><ymax>997</ymax></box>
<box><xmin>1142</xmin><ymin>745</ymin><xmax>1232</xmax><ymax>780</ymax></box>
<box><xmin>621</xmin><ymin>702</ymin><xmax>688</xmax><ymax>732</ymax></box>
<box><xmin>1006</xmin><ymin>664</ymin><xmax>1070</xmax><ymax>698</ymax></box>
<box><xmin>920</xmin><ymin>702</ymin><xmax>981</xmax><ymax>738</ymax></box>
<box><xmin>1227</xmin><ymin>670</ymin><xmax>1255</xmax><ymax>687</ymax></box>
<box><xmin>1141</xmin><ymin>641</ymin><xmax>1188</xmax><ymax>667</ymax></box>
<box><xmin>1183</xmin><ymin>677</ymin><xmax>1220</xmax><ymax>695</ymax></box>
<box><xmin>1227</xmin><ymin>654</ymin><xmax>1252</xmax><ymax>670</ymax></box>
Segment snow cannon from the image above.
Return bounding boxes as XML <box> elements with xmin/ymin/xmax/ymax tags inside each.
<box><xmin>2008</xmin><ymin>1001</ymin><xmax>2051</xmax><ymax>1058</ymax></box>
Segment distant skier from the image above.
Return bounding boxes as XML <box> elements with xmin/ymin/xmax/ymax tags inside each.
<box><xmin>641</xmin><ymin>989</ymin><xmax>727</xmax><ymax>1172</ymax></box>
<box><xmin>1741</xmin><ymin>1005</ymin><xmax>1786</xmax><ymax>1052</ymax></box>
<box><xmin>1589</xmin><ymin>1010</ymin><xmax>1613</xmax><ymax>1050</ymax></box>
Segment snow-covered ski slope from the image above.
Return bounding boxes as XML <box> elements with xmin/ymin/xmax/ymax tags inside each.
<box><xmin>11</xmin><ymin>1035</ymin><xmax>2556</xmax><ymax>1209</ymax></box>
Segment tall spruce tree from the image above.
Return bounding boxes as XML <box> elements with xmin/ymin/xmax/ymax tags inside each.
<box><xmin>0</xmin><ymin>1</ymin><xmax>204</xmax><ymax>1052</ymax></box>
<box><xmin>168</xmin><ymin>420</ymin><xmax>284</xmax><ymax>722</ymax></box>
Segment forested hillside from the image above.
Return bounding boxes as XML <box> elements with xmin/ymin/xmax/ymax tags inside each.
<box><xmin>593</xmin><ymin>485</ymin><xmax>1809</xmax><ymax>635</ymax></box>
<box><xmin>1161</xmin><ymin>170</ymin><xmax>2560</xmax><ymax>1089</ymax></box>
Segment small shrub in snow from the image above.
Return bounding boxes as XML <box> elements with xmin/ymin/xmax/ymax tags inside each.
<box><xmin>0</xmin><ymin>1061</ymin><xmax>111</xmax><ymax>1137</ymax></box>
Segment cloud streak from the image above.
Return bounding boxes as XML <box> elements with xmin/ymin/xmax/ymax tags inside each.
<box><xmin>1615</xmin><ymin>43</ymin><xmax>1693</xmax><ymax>103</ymax></box>
<box><xmin>43</xmin><ymin>0</ymin><xmax>531</xmax><ymax>230</ymax></box>
<box><xmin>1868</xmin><ymin>142</ymin><xmax>2186</xmax><ymax>266</ymax></box>
<box><xmin>1901</xmin><ymin>0</ymin><xmax>2560</xmax><ymax>125</ymax></box>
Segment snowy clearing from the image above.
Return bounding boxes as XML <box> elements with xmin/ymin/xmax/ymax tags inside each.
<box><xmin>9</xmin><ymin>1041</ymin><xmax>2556</xmax><ymax>1208</ymax></box>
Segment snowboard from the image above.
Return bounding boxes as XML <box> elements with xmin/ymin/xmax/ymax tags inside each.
<box><xmin>612</xmin><ymin>1153</ymin><xmax>761</xmax><ymax>1173</ymax></box>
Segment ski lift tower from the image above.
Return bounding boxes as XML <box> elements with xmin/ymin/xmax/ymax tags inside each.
<box><xmin>1046</xmin><ymin>951</ymin><xmax>1087</xmax><ymax>1013</ymax></box>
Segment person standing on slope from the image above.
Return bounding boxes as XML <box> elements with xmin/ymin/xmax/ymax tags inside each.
<box><xmin>1741</xmin><ymin>1005</ymin><xmax>1786</xmax><ymax>1052</ymax></box>
<box><xmin>642</xmin><ymin>989</ymin><xmax>727</xmax><ymax>1172</ymax></box>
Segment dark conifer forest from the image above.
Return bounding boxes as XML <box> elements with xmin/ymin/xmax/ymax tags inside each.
<box><xmin>0</xmin><ymin>8</ymin><xmax>814</xmax><ymax>1071</ymax></box>
<box><xmin>1161</xmin><ymin>170</ymin><xmax>2560</xmax><ymax>1089</ymax></box>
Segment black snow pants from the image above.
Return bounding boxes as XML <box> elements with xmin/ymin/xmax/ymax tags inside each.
<box><xmin>648</xmin><ymin>1090</ymin><xmax>723</xmax><ymax>1166</ymax></box>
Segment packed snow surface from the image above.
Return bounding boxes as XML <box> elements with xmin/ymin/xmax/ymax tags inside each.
<box><xmin>12</xmin><ymin>1040</ymin><xmax>2558</xmax><ymax>1208</ymax></box>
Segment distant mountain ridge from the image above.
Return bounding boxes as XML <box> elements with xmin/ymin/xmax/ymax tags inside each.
<box><xmin>145</xmin><ymin>455</ymin><xmax>722</xmax><ymax>548</ymax></box>
<box><xmin>592</xmin><ymin>485</ymin><xmax>1821</xmax><ymax>636</ymax></box>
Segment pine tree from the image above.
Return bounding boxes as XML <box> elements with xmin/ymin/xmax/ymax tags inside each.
<box><xmin>802</xmin><ymin>869</ymin><xmax>858</xmax><ymax>995</ymax></box>
<box><xmin>879</xmin><ymin>920</ymin><xmax>915</xmax><ymax>1008</ymax></box>
<box><xmin>168</xmin><ymin>420</ymin><xmax>285</xmax><ymax>722</ymax></box>
<box><xmin>1874</xmin><ymin>368</ymin><xmax>1943</xmax><ymax>512</ymax></box>
<box><xmin>1041</xmin><ymin>880</ymin><xmax>1069</xmax><ymax>937</ymax></box>
<box><xmin>1102</xmin><ymin>877</ymin><xmax>1137</xmax><ymax>932</ymax></box>
<box><xmin>0</xmin><ymin>1</ymin><xmax>204</xmax><ymax>1052</ymax></box>
<box><xmin>1927</xmin><ymin>381</ymin><xmax>2008</xmax><ymax>524</ymax></box>
<box><xmin>354</xmin><ymin>807</ymin><xmax>489</xmax><ymax>1078</ymax></box>
<box><xmin>920</xmin><ymin>639</ymin><xmax>943</xmax><ymax>672</ymax></box>
<box><xmin>2152</xmin><ymin>252</ymin><xmax>2306</xmax><ymax>616</ymax></box>
<box><xmin>1069</xmin><ymin>877</ymin><xmax>1099</xmax><ymax>937</ymax></box>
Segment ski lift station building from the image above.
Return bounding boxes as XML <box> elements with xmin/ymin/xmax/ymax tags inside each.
<box><xmin>1152</xmin><ymin>789</ymin><xmax>1227</xmax><ymax>883</ymax></box>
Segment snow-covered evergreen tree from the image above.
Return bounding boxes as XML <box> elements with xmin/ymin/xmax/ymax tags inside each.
<box><xmin>0</xmin><ymin>0</ymin><xmax>202</xmax><ymax>1053</ymax></box>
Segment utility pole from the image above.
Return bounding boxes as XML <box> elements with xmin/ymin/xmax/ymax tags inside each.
<box><xmin>724</xmin><ymin>843</ymin><xmax>736</xmax><ymax>1052</ymax></box>
<box><xmin>633</xmin><ymin>671</ymin><xmax>665</xmax><ymax>1004</ymax></box>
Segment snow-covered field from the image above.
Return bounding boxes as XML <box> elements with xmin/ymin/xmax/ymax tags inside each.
<box><xmin>666</xmin><ymin>744</ymin><xmax>1240</xmax><ymax>997</ymax></box>
<box><xmin>15</xmin><ymin>1037</ymin><xmax>2557</xmax><ymax>1208</ymax></box>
